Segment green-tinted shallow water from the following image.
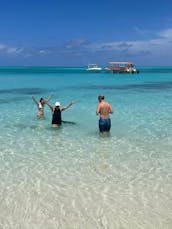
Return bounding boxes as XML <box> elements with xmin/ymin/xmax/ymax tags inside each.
<box><xmin>0</xmin><ymin>67</ymin><xmax>172</xmax><ymax>228</ymax></box>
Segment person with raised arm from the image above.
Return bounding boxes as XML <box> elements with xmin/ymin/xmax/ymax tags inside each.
<box><xmin>32</xmin><ymin>94</ymin><xmax>53</xmax><ymax>119</ymax></box>
<box><xmin>45</xmin><ymin>100</ymin><xmax>75</xmax><ymax>128</ymax></box>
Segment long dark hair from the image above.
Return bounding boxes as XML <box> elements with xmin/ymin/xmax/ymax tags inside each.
<box><xmin>40</xmin><ymin>98</ymin><xmax>44</xmax><ymax>103</ymax></box>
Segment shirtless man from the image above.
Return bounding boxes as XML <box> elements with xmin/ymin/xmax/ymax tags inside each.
<box><xmin>96</xmin><ymin>95</ymin><xmax>113</xmax><ymax>133</ymax></box>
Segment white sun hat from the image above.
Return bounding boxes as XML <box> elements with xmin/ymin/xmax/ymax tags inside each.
<box><xmin>55</xmin><ymin>102</ymin><xmax>60</xmax><ymax>107</ymax></box>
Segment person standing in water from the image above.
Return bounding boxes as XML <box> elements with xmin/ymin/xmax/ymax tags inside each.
<box><xmin>45</xmin><ymin>101</ymin><xmax>75</xmax><ymax>128</ymax></box>
<box><xmin>96</xmin><ymin>95</ymin><xmax>113</xmax><ymax>133</ymax></box>
<box><xmin>32</xmin><ymin>94</ymin><xmax>53</xmax><ymax>119</ymax></box>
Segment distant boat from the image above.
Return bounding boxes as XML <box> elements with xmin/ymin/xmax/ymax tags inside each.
<box><xmin>86</xmin><ymin>64</ymin><xmax>102</xmax><ymax>73</ymax></box>
<box><xmin>105</xmin><ymin>62</ymin><xmax>140</xmax><ymax>74</ymax></box>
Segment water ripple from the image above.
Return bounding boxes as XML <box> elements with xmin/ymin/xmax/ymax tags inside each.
<box><xmin>68</xmin><ymin>81</ymin><xmax>172</xmax><ymax>92</ymax></box>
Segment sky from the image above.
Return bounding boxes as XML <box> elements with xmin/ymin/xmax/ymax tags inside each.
<box><xmin>0</xmin><ymin>0</ymin><xmax>172</xmax><ymax>66</ymax></box>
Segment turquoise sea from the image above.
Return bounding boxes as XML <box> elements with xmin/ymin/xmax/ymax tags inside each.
<box><xmin>0</xmin><ymin>66</ymin><xmax>172</xmax><ymax>228</ymax></box>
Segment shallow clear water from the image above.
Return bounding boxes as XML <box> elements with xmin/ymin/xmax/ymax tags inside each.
<box><xmin>0</xmin><ymin>67</ymin><xmax>172</xmax><ymax>228</ymax></box>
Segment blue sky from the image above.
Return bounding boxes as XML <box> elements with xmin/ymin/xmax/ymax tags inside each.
<box><xmin>0</xmin><ymin>0</ymin><xmax>172</xmax><ymax>66</ymax></box>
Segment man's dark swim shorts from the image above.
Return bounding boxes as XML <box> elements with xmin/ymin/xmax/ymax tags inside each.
<box><xmin>99</xmin><ymin>118</ymin><xmax>111</xmax><ymax>132</ymax></box>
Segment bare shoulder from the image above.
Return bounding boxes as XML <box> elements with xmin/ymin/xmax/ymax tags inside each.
<box><xmin>106</xmin><ymin>101</ymin><xmax>112</xmax><ymax>106</ymax></box>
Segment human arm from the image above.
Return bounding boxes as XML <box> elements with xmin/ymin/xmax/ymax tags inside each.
<box><xmin>61</xmin><ymin>102</ymin><xmax>75</xmax><ymax>111</ymax></box>
<box><xmin>109</xmin><ymin>104</ymin><xmax>113</xmax><ymax>114</ymax></box>
<box><xmin>46</xmin><ymin>93</ymin><xmax>54</xmax><ymax>102</ymax></box>
<box><xmin>96</xmin><ymin>104</ymin><xmax>100</xmax><ymax>115</ymax></box>
<box><xmin>44</xmin><ymin>101</ymin><xmax>54</xmax><ymax>112</ymax></box>
<box><xmin>32</xmin><ymin>96</ymin><xmax>39</xmax><ymax>106</ymax></box>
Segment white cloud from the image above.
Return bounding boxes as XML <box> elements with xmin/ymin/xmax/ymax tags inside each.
<box><xmin>85</xmin><ymin>28</ymin><xmax>172</xmax><ymax>58</ymax></box>
<box><xmin>6</xmin><ymin>47</ymin><xmax>23</xmax><ymax>54</ymax></box>
<box><xmin>159</xmin><ymin>28</ymin><xmax>172</xmax><ymax>38</ymax></box>
<box><xmin>1</xmin><ymin>28</ymin><xmax>172</xmax><ymax>65</ymax></box>
<box><xmin>0</xmin><ymin>43</ymin><xmax>23</xmax><ymax>55</ymax></box>
<box><xmin>39</xmin><ymin>50</ymin><xmax>47</xmax><ymax>55</ymax></box>
<box><xmin>0</xmin><ymin>44</ymin><xmax>7</xmax><ymax>50</ymax></box>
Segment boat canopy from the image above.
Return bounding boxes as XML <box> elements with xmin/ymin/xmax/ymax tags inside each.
<box><xmin>107</xmin><ymin>62</ymin><xmax>135</xmax><ymax>66</ymax></box>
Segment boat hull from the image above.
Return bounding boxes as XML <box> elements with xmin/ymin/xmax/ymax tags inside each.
<box><xmin>87</xmin><ymin>68</ymin><xmax>102</xmax><ymax>73</ymax></box>
<box><xmin>106</xmin><ymin>68</ymin><xmax>139</xmax><ymax>74</ymax></box>
<box><xmin>86</xmin><ymin>64</ymin><xmax>102</xmax><ymax>73</ymax></box>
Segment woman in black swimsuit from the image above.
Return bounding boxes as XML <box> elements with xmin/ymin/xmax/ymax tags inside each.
<box><xmin>45</xmin><ymin>101</ymin><xmax>75</xmax><ymax>128</ymax></box>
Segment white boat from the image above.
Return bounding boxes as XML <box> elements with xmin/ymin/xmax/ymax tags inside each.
<box><xmin>86</xmin><ymin>64</ymin><xmax>102</xmax><ymax>73</ymax></box>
